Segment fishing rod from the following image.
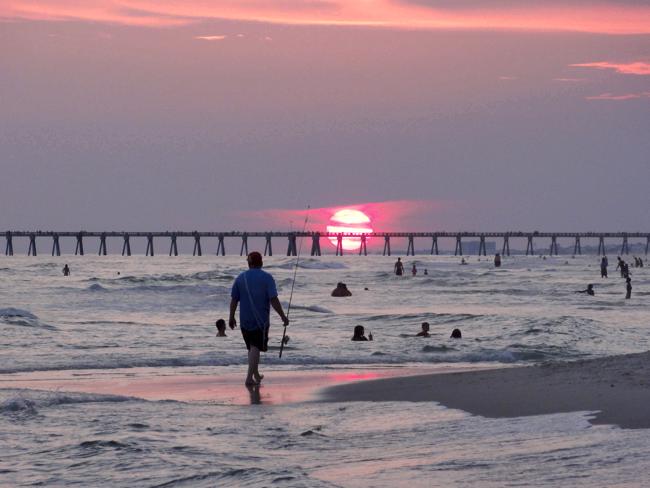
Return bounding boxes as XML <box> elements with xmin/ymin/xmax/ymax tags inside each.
<box><xmin>279</xmin><ymin>205</ymin><xmax>310</xmax><ymax>358</ymax></box>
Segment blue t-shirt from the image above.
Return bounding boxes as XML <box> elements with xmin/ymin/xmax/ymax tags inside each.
<box><xmin>231</xmin><ymin>268</ymin><xmax>278</xmax><ymax>331</ymax></box>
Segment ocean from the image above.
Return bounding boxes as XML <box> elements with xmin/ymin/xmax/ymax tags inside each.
<box><xmin>2</xmin><ymin>254</ymin><xmax>650</xmax><ymax>486</ymax></box>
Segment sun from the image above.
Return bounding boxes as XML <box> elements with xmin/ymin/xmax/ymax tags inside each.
<box><xmin>326</xmin><ymin>209</ymin><xmax>373</xmax><ymax>251</ymax></box>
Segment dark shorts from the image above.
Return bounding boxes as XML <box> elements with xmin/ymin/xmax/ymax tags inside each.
<box><xmin>241</xmin><ymin>328</ymin><xmax>269</xmax><ymax>352</ymax></box>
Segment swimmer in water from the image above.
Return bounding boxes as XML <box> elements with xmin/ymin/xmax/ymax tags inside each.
<box><xmin>450</xmin><ymin>328</ymin><xmax>462</xmax><ymax>339</ymax></box>
<box><xmin>416</xmin><ymin>322</ymin><xmax>430</xmax><ymax>337</ymax></box>
<box><xmin>575</xmin><ymin>284</ymin><xmax>595</xmax><ymax>296</ymax></box>
<box><xmin>352</xmin><ymin>325</ymin><xmax>373</xmax><ymax>341</ymax></box>
<box><xmin>215</xmin><ymin>319</ymin><xmax>227</xmax><ymax>337</ymax></box>
<box><xmin>331</xmin><ymin>282</ymin><xmax>352</xmax><ymax>297</ymax></box>
<box><xmin>394</xmin><ymin>258</ymin><xmax>404</xmax><ymax>276</ymax></box>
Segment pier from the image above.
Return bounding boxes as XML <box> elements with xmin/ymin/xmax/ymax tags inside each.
<box><xmin>3</xmin><ymin>231</ymin><xmax>649</xmax><ymax>257</ymax></box>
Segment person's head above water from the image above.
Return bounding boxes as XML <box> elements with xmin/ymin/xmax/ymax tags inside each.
<box><xmin>215</xmin><ymin>319</ymin><xmax>227</xmax><ymax>336</ymax></box>
<box><xmin>587</xmin><ymin>284</ymin><xmax>594</xmax><ymax>289</ymax></box>
<box><xmin>450</xmin><ymin>328</ymin><xmax>462</xmax><ymax>339</ymax></box>
<box><xmin>353</xmin><ymin>325</ymin><xmax>365</xmax><ymax>339</ymax></box>
<box><xmin>247</xmin><ymin>251</ymin><xmax>263</xmax><ymax>269</ymax></box>
<box><xmin>421</xmin><ymin>322</ymin><xmax>430</xmax><ymax>332</ymax></box>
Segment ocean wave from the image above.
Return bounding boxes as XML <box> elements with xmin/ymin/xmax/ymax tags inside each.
<box><xmin>0</xmin><ymin>389</ymin><xmax>138</xmax><ymax>415</ymax></box>
<box><xmin>269</xmin><ymin>259</ymin><xmax>348</xmax><ymax>270</ymax></box>
<box><xmin>91</xmin><ymin>271</ymin><xmax>237</xmax><ymax>286</ymax></box>
<box><xmin>0</xmin><ymin>345</ymin><xmax>555</xmax><ymax>374</ymax></box>
<box><xmin>364</xmin><ymin>312</ymin><xmax>484</xmax><ymax>324</ymax></box>
<box><xmin>422</xmin><ymin>345</ymin><xmax>456</xmax><ymax>353</ymax></box>
<box><xmin>0</xmin><ymin>308</ymin><xmax>57</xmax><ymax>330</ymax></box>
<box><xmin>85</xmin><ymin>282</ymin><xmax>231</xmax><ymax>296</ymax></box>
<box><xmin>285</xmin><ymin>304</ymin><xmax>333</xmax><ymax>314</ymax></box>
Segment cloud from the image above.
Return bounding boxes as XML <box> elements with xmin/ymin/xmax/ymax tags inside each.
<box><xmin>571</xmin><ymin>61</ymin><xmax>650</xmax><ymax>75</ymax></box>
<box><xmin>585</xmin><ymin>91</ymin><xmax>650</xmax><ymax>100</ymax></box>
<box><xmin>2</xmin><ymin>1</ymin><xmax>650</xmax><ymax>34</ymax></box>
<box><xmin>553</xmin><ymin>77</ymin><xmax>586</xmax><ymax>82</ymax></box>
<box><xmin>195</xmin><ymin>35</ymin><xmax>227</xmax><ymax>41</ymax></box>
<box><xmin>498</xmin><ymin>76</ymin><xmax>517</xmax><ymax>81</ymax></box>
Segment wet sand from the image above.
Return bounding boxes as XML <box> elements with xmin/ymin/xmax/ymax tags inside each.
<box><xmin>0</xmin><ymin>365</ymin><xmax>454</xmax><ymax>406</ymax></box>
<box><xmin>320</xmin><ymin>352</ymin><xmax>650</xmax><ymax>429</ymax></box>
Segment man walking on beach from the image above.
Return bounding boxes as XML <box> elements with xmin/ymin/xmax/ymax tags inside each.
<box><xmin>230</xmin><ymin>252</ymin><xmax>289</xmax><ymax>386</ymax></box>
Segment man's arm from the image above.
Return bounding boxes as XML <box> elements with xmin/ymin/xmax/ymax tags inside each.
<box><xmin>229</xmin><ymin>298</ymin><xmax>239</xmax><ymax>329</ymax></box>
<box><xmin>270</xmin><ymin>297</ymin><xmax>289</xmax><ymax>326</ymax></box>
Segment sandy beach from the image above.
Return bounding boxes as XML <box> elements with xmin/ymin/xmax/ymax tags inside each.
<box><xmin>320</xmin><ymin>351</ymin><xmax>650</xmax><ymax>429</ymax></box>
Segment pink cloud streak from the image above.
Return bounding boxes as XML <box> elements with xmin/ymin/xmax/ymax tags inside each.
<box><xmin>586</xmin><ymin>92</ymin><xmax>650</xmax><ymax>100</ymax></box>
<box><xmin>2</xmin><ymin>1</ymin><xmax>650</xmax><ymax>34</ymax></box>
<box><xmin>571</xmin><ymin>61</ymin><xmax>650</xmax><ymax>75</ymax></box>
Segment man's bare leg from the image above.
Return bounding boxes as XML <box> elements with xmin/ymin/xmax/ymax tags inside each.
<box><xmin>246</xmin><ymin>346</ymin><xmax>261</xmax><ymax>385</ymax></box>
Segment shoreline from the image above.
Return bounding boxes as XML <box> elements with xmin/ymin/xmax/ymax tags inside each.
<box><xmin>0</xmin><ymin>364</ymin><xmax>479</xmax><ymax>406</ymax></box>
<box><xmin>3</xmin><ymin>353</ymin><xmax>649</xmax><ymax>429</ymax></box>
<box><xmin>319</xmin><ymin>351</ymin><xmax>650</xmax><ymax>429</ymax></box>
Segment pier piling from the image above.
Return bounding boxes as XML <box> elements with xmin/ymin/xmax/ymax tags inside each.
<box><xmin>359</xmin><ymin>235</ymin><xmax>368</xmax><ymax>256</ymax></box>
<box><xmin>122</xmin><ymin>235</ymin><xmax>131</xmax><ymax>256</ymax></box>
<box><xmin>240</xmin><ymin>234</ymin><xmax>248</xmax><ymax>257</ymax></box>
<box><xmin>75</xmin><ymin>233</ymin><xmax>84</xmax><ymax>256</ymax></box>
<box><xmin>145</xmin><ymin>234</ymin><xmax>154</xmax><ymax>256</ymax></box>
<box><xmin>431</xmin><ymin>236</ymin><xmax>439</xmax><ymax>255</ymax></box>
<box><xmin>334</xmin><ymin>234</ymin><xmax>343</xmax><ymax>256</ymax></box>
<box><xmin>5</xmin><ymin>232</ymin><xmax>13</xmax><ymax>256</ymax></box>
<box><xmin>478</xmin><ymin>235</ymin><xmax>487</xmax><ymax>256</ymax></box>
<box><xmin>406</xmin><ymin>235</ymin><xmax>415</xmax><ymax>256</ymax></box>
<box><xmin>51</xmin><ymin>234</ymin><xmax>61</xmax><ymax>256</ymax></box>
<box><xmin>383</xmin><ymin>236</ymin><xmax>391</xmax><ymax>256</ymax></box>
<box><xmin>216</xmin><ymin>235</ymin><xmax>225</xmax><ymax>256</ymax></box>
<box><xmin>502</xmin><ymin>235</ymin><xmax>510</xmax><ymax>256</ymax></box>
<box><xmin>287</xmin><ymin>234</ymin><xmax>298</xmax><ymax>256</ymax></box>
<box><xmin>454</xmin><ymin>235</ymin><xmax>463</xmax><ymax>256</ymax></box>
<box><xmin>621</xmin><ymin>234</ymin><xmax>629</xmax><ymax>255</ymax></box>
<box><xmin>170</xmin><ymin>234</ymin><xmax>178</xmax><ymax>256</ymax></box>
<box><xmin>526</xmin><ymin>235</ymin><xmax>534</xmax><ymax>256</ymax></box>
<box><xmin>574</xmin><ymin>236</ymin><xmax>581</xmax><ymax>255</ymax></box>
<box><xmin>549</xmin><ymin>236</ymin><xmax>558</xmax><ymax>256</ymax></box>
<box><xmin>99</xmin><ymin>233</ymin><xmax>107</xmax><ymax>256</ymax></box>
<box><xmin>265</xmin><ymin>234</ymin><xmax>273</xmax><ymax>256</ymax></box>
<box><xmin>310</xmin><ymin>233</ymin><xmax>320</xmax><ymax>256</ymax></box>
<box><xmin>28</xmin><ymin>234</ymin><xmax>37</xmax><ymax>256</ymax></box>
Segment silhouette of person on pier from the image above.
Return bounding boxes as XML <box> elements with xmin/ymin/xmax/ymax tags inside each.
<box><xmin>575</xmin><ymin>284</ymin><xmax>595</xmax><ymax>296</ymax></box>
<box><xmin>62</xmin><ymin>264</ymin><xmax>70</xmax><ymax>276</ymax></box>
<box><xmin>600</xmin><ymin>256</ymin><xmax>608</xmax><ymax>278</ymax></box>
<box><xmin>394</xmin><ymin>258</ymin><xmax>404</xmax><ymax>276</ymax></box>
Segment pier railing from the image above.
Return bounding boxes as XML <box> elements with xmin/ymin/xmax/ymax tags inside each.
<box><xmin>3</xmin><ymin>231</ymin><xmax>649</xmax><ymax>256</ymax></box>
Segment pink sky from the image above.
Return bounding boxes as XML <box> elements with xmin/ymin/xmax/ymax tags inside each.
<box><xmin>1</xmin><ymin>1</ymin><xmax>649</xmax><ymax>232</ymax></box>
<box><xmin>3</xmin><ymin>0</ymin><xmax>650</xmax><ymax>34</ymax></box>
